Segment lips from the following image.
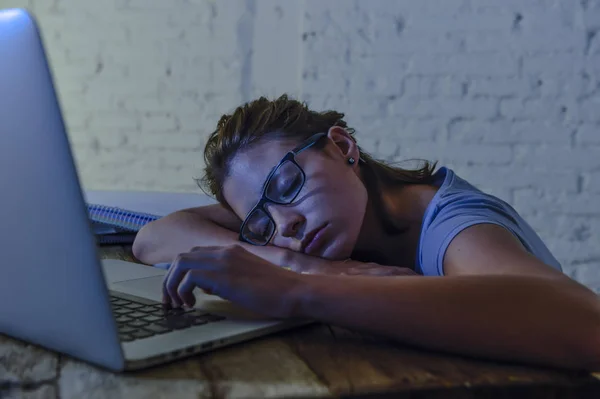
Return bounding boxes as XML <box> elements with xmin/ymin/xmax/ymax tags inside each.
<box><xmin>301</xmin><ymin>223</ymin><xmax>328</xmax><ymax>255</ymax></box>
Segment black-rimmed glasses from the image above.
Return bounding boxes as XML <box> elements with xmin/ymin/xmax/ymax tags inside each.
<box><xmin>239</xmin><ymin>133</ymin><xmax>327</xmax><ymax>246</ymax></box>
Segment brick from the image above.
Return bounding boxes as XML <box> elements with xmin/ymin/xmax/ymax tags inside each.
<box><xmin>576</xmin><ymin>124</ymin><xmax>600</xmax><ymax>144</ymax></box>
<box><xmin>578</xmin><ymin>263</ymin><xmax>600</xmax><ymax>286</ymax></box>
<box><xmin>375</xmin><ymin>140</ymin><xmax>400</xmax><ymax>159</ymax></box>
<box><xmin>94</xmin><ymin>130</ymin><xmax>129</xmax><ymax>148</ymax></box>
<box><xmin>463</xmin><ymin>30</ymin><xmax>512</xmax><ymax>53</ymax></box>
<box><xmin>302</xmin><ymin>64</ymin><xmax>350</xmax><ymax>96</ymax></box>
<box><xmin>513</xmin><ymin>189</ymin><xmax>600</xmax><ymax>216</ymax></box>
<box><xmin>142</xmin><ymin>131</ymin><xmax>204</xmax><ymax>151</ymax></box>
<box><xmin>547</xmin><ymin>239</ymin><xmax>600</xmax><ymax>268</ymax></box>
<box><xmin>500</xmin><ymin>98</ymin><xmax>567</xmax><ymax>121</ymax></box>
<box><xmin>578</xmin><ymin>98</ymin><xmax>600</xmax><ymax>123</ymax></box>
<box><xmin>523</xmin><ymin>55</ymin><xmax>585</xmax><ymax>77</ymax></box>
<box><xmin>395</xmin><ymin>141</ymin><xmax>512</xmax><ymax>166</ymax></box>
<box><xmin>582</xmin><ymin>55</ymin><xmax>600</xmax><ymax>82</ymax></box>
<box><xmin>410</xmin><ymin>53</ymin><xmax>518</xmax><ymax>77</ymax></box>
<box><xmin>582</xmin><ymin>9</ymin><xmax>600</xmax><ymax>29</ymax></box>
<box><xmin>371</xmin><ymin>29</ymin><xmax>463</xmax><ymax>55</ymax></box>
<box><xmin>353</xmin><ymin>117</ymin><xmax>442</xmax><ymax>141</ymax></box>
<box><xmin>403</xmin><ymin>76</ymin><xmax>437</xmax><ymax>98</ymax></box>
<box><xmin>536</xmin><ymin>75</ymin><xmax>597</xmax><ymax>99</ymax></box>
<box><xmin>467</xmin><ymin>29</ymin><xmax>583</xmax><ymax>53</ymax></box>
<box><xmin>469</xmin><ymin>78</ymin><xmax>532</xmax><ymax>97</ymax></box>
<box><xmin>433</xmin><ymin>77</ymin><xmax>465</xmax><ymax>97</ymax></box>
<box><xmin>403</xmin><ymin>76</ymin><xmax>464</xmax><ymax>98</ymax></box>
<box><xmin>590</xmin><ymin>37</ymin><xmax>600</xmax><ymax>55</ymax></box>
<box><xmin>356</xmin><ymin>137</ymin><xmax>378</xmax><ymax>154</ymax></box>
<box><xmin>348</xmin><ymin>55</ymin><xmax>410</xmax><ymax>95</ymax></box>
<box><xmin>140</xmin><ymin>112</ymin><xmax>178</xmax><ymax>132</ymax></box>
<box><xmin>413</xmin><ymin>9</ymin><xmax>514</xmax><ymax>31</ymax></box>
<box><xmin>589</xmin><ymin>171</ymin><xmax>600</xmax><ymax>193</ymax></box>
<box><xmin>391</xmin><ymin>98</ymin><xmax>497</xmax><ymax>119</ymax></box>
<box><xmin>449</xmin><ymin>120</ymin><xmax>572</xmax><ymax>144</ymax></box>
<box><xmin>128</xmin><ymin>164</ymin><xmax>196</xmax><ymax>187</ymax></box>
<box><xmin>513</xmin><ymin>144</ymin><xmax>600</xmax><ymax>170</ymax></box>
<box><xmin>459</xmin><ymin>166</ymin><xmax>578</xmax><ymax>193</ymax></box>
<box><xmin>523</xmin><ymin>214</ymin><xmax>600</xmax><ymax>242</ymax></box>
<box><xmin>87</xmin><ymin>112</ymin><xmax>139</xmax><ymax>131</ymax></box>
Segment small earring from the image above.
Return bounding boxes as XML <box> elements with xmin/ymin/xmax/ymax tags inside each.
<box><xmin>347</xmin><ymin>157</ymin><xmax>356</xmax><ymax>165</ymax></box>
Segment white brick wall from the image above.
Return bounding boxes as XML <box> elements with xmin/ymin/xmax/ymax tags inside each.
<box><xmin>2</xmin><ymin>0</ymin><xmax>600</xmax><ymax>288</ymax></box>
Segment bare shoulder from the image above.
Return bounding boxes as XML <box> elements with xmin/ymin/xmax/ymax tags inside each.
<box><xmin>179</xmin><ymin>203</ymin><xmax>242</xmax><ymax>232</ymax></box>
<box><xmin>443</xmin><ymin>223</ymin><xmax>567</xmax><ymax>279</ymax></box>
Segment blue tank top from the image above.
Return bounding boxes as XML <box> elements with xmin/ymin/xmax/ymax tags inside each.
<box><xmin>416</xmin><ymin>167</ymin><xmax>562</xmax><ymax>276</ymax></box>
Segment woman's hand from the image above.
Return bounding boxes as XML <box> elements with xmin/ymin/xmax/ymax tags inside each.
<box><xmin>162</xmin><ymin>245</ymin><xmax>306</xmax><ymax>318</ymax></box>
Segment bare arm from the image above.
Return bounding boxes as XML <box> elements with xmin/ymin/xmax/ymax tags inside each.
<box><xmin>292</xmin><ymin>225</ymin><xmax>600</xmax><ymax>370</ymax></box>
<box><xmin>132</xmin><ymin>204</ymin><xmax>291</xmax><ymax>266</ymax></box>
<box><xmin>132</xmin><ymin>204</ymin><xmax>367</xmax><ymax>273</ymax></box>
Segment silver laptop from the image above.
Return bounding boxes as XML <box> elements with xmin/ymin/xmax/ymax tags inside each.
<box><xmin>0</xmin><ymin>8</ymin><xmax>308</xmax><ymax>371</ymax></box>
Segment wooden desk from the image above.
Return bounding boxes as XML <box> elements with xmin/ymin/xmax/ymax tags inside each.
<box><xmin>2</xmin><ymin>245</ymin><xmax>600</xmax><ymax>398</ymax></box>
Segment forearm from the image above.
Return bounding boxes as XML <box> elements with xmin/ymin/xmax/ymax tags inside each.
<box><xmin>295</xmin><ymin>274</ymin><xmax>600</xmax><ymax>370</ymax></box>
<box><xmin>132</xmin><ymin>211</ymin><xmax>290</xmax><ymax>266</ymax></box>
<box><xmin>133</xmin><ymin>212</ymin><xmax>234</xmax><ymax>264</ymax></box>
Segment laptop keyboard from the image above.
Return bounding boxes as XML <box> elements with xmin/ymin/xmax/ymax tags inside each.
<box><xmin>109</xmin><ymin>291</ymin><xmax>225</xmax><ymax>342</ymax></box>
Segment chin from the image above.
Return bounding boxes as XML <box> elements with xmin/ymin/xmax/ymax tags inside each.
<box><xmin>322</xmin><ymin>236</ymin><xmax>352</xmax><ymax>260</ymax></box>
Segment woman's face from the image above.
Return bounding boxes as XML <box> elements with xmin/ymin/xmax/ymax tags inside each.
<box><xmin>222</xmin><ymin>128</ymin><xmax>368</xmax><ymax>260</ymax></box>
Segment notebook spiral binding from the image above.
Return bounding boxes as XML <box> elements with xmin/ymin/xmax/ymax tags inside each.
<box><xmin>87</xmin><ymin>204</ymin><xmax>160</xmax><ymax>235</ymax></box>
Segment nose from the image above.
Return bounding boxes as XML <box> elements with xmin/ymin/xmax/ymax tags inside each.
<box><xmin>266</xmin><ymin>204</ymin><xmax>306</xmax><ymax>239</ymax></box>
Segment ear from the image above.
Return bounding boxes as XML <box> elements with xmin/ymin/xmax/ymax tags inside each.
<box><xmin>326</xmin><ymin>126</ymin><xmax>360</xmax><ymax>169</ymax></box>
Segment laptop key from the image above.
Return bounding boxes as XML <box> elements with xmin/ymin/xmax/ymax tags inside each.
<box><xmin>156</xmin><ymin>318</ymin><xmax>189</xmax><ymax>330</ymax></box>
<box><xmin>127</xmin><ymin>319</ymin><xmax>150</xmax><ymax>327</ymax></box>
<box><xmin>189</xmin><ymin>317</ymin><xmax>208</xmax><ymax>326</ymax></box>
<box><xmin>128</xmin><ymin>311</ymin><xmax>147</xmax><ymax>318</ymax></box>
<box><xmin>124</xmin><ymin>303</ymin><xmax>144</xmax><ymax>309</ymax></box>
<box><xmin>192</xmin><ymin>314</ymin><xmax>224</xmax><ymax>324</ymax></box>
<box><xmin>132</xmin><ymin>330</ymin><xmax>153</xmax><ymax>339</ymax></box>
<box><xmin>165</xmin><ymin>308</ymin><xmax>186</xmax><ymax>316</ymax></box>
<box><xmin>144</xmin><ymin>324</ymin><xmax>171</xmax><ymax>334</ymax></box>
<box><xmin>118</xmin><ymin>325</ymin><xmax>136</xmax><ymax>334</ymax></box>
<box><xmin>120</xmin><ymin>333</ymin><xmax>134</xmax><ymax>342</ymax></box>
<box><xmin>116</xmin><ymin>315</ymin><xmax>133</xmax><ymax>324</ymax></box>
<box><xmin>129</xmin><ymin>319</ymin><xmax>148</xmax><ymax>328</ymax></box>
<box><xmin>139</xmin><ymin>307</ymin><xmax>159</xmax><ymax>313</ymax></box>
<box><xmin>142</xmin><ymin>314</ymin><xmax>162</xmax><ymax>322</ymax></box>
<box><xmin>172</xmin><ymin>320</ymin><xmax>192</xmax><ymax>330</ymax></box>
<box><xmin>149</xmin><ymin>309</ymin><xmax>166</xmax><ymax>316</ymax></box>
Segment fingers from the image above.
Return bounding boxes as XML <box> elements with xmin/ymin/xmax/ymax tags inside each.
<box><xmin>163</xmin><ymin>250</ymin><xmax>222</xmax><ymax>307</ymax></box>
<box><xmin>162</xmin><ymin>259</ymin><xmax>176</xmax><ymax>304</ymax></box>
<box><xmin>178</xmin><ymin>271</ymin><xmax>197</xmax><ymax>307</ymax></box>
<box><xmin>164</xmin><ymin>257</ymin><xmax>191</xmax><ymax>307</ymax></box>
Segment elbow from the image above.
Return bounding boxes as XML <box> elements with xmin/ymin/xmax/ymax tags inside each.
<box><xmin>572</xmin><ymin>299</ymin><xmax>600</xmax><ymax>371</ymax></box>
<box><xmin>581</xmin><ymin>320</ymin><xmax>600</xmax><ymax>371</ymax></box>
<box><xmin>132</xmin><ymin>224</ymin><xmax>154</xmax><ymax>264</ymax></box>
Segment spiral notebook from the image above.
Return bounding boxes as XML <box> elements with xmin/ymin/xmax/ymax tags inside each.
<box><xmin>88</xmin><ymin>204</ymin><xmax>161</xmax><ymax>245</ymax></box>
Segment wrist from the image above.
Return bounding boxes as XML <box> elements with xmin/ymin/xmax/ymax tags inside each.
<box><xmin>241</xmin><ymin>242</ymin><xmax>290</xmax><ymax>267</ymax></box>
<box><xmin>287</xmin><ymin>272</ymin><xmax>327</xmax><ymax>319</ymax></box>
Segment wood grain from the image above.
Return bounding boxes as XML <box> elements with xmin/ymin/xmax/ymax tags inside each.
<box><xmin>2</xmin><ymin>245</ymin><xmax>599</xmax><ymax>399</ymax></box>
